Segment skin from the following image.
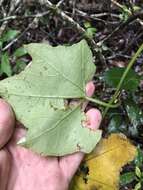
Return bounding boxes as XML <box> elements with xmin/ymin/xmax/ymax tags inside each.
<box><xmin>0</xmin><ymin>82</ymin><xmax>102</xmax><ymax>190</ymax></box>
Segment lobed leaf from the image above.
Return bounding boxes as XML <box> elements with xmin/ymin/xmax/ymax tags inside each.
<box><xmin>0</xmin><ymin>40</ymin><xmax>101</xmax><ymax>156</ymax></box>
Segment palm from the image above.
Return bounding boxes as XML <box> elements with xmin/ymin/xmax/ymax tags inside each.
<box><xmin>0</xmin><ymin>82</ymin><xmax>101</xmax><ymax>190</ymax></box>
<box><xmin>6</xmin><ymin>127</ymin><xmax>72</xmax><ymax>190</ymax></box>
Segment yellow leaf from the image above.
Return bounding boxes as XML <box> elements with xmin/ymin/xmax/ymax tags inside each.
<box><xmin>71</xmin><ymin>133</ymin><xmax>137</xmax><ymax>190</ymax></box>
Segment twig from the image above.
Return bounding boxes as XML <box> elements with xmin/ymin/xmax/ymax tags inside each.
<box><xmin>38</xmin><ymin>0</ymin><xmax>98</xmax><ymax>49</ymax></box>
<box><xmin>106</xmin><ymin>54</ymin><xmax>131</xmax><ymax>60</ymax></box>
<box><xmin>39</xmin><ymin>0</ymin><xmax>108</xmax><ymax>66</ymax></box>
<box><xmin>98</xmin><ymin>9</ymin><xmax>143</xmax><ymax>44</ymax></box>
<box><xmin>56</xmin><ymin>0</ymin><xmax>65</xmax><ymax>7</ymax></box>
<box><xmin>111</xmin><ymin>0</ymin><xmax>128</xmax><ymax>11</ymax></box>
<box><xmin>103</xmin><ymin>43</ymin><xmax>143</xmax><ymax>117</ymax></box>
<box><xmin>111</xmin><ymin>0</ymin><xmax>143</xmax><ymax>26</ymax></box>
<box><xmin>0</xmin><ymin>0</ymin><xmax>22</xmax><ymax>36</ymax></box>
<box><xmin>76</xmin><ymin>9</ymin><xmax>120</xmax><ymax>19</ymax></box>
<box><xmin>0</xmin><ymin>11</ymin><xmax>50</xmax><ymax>22</ymax></box>
<box><xmin>0</xmin><ymin>0</ymin><xmax>5</xmax><ymax>6</ymax></box>
<box><xmin>74</xmin><ymin>9</ymin><xmax>107</xmax><ymax>24</ymax></box>
<box><xmin>2</xmin><ymin>18</ymin><xmax>36</xmax><ymax>51</ymax></box>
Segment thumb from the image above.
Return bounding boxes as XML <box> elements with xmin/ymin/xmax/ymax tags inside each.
<box><xmin>0</xmin><ymin>99</ymin><xmax>15</xmax><ymax>149</ymax></box>
<box><xmin>0</xmin><ymin>99</ymin><xmax>15</xmax><ymax>190</ymax></box>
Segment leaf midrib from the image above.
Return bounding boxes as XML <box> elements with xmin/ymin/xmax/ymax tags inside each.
<box><xmin>4</xmin><ymin>93</ymin><xmax>85</xmax><ymax>99</ymax></box>
<box><xmin>41</xmin><ymin>57</ymin><xmax>84</xmax><ymax>93</ymax></box>
<box><xmin>24</xmin><ymin>105</ymin><xmax>81</xmax><ymax>145</ymax></box>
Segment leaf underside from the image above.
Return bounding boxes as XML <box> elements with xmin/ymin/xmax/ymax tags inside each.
<box><xmin>0</xmin><ymin>40</ymin><xmax>102</xmax><ymax>156</ymax></box>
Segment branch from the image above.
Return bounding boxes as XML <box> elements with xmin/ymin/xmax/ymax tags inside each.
<box><xmin>0</xmin><ymin>0</ymin><xmax>22</xmax><ymax>36</ymax></box>
<box><xmin>56</xmin><ymin>0</ymin><xmax>65</xmax><ymax>7</ymax></box>
<box><xmin>111</xmin><ymin>0</ymin><xmax>143</xmax><ymax>26</ymax></box>
<box><xmin>103</xmin><ymin>43</ymin><xmax>143</xmax><ymax>117</ymax></box>
<box><xmin>0</xmin><ymin>11</ymin><xmax>50</xmax><ymax>22</ymax></box>
<box><xmin>2</xmin><ymin>18</ymin><xmax>36</xmax><ymax>51</ymax></box>
<box><xmin>38</xmin><ymin>0</ymin><xmax>98</xmax><ymax>50</ymax></box>
<box><xmin>98</xmin><ymin>9</ymin><xmax>143</xmax><ymax>44</ymax></box>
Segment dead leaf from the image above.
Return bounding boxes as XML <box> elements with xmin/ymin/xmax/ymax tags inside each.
<box><xmin>71</xmin><ymin>133</ymin><xmax>137</xmax><ymax>190</ymax></box>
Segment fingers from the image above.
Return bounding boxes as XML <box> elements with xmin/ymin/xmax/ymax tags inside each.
<box><xmin>0</xmin><ymin>148</ymin><xmax>11</xmax><ymax>190</ymax></box>
<box><xmin>85</xmin><ymin>81</ymin><xmax>95</xmax><ymax>97</ymax></box>
<box><xmin>0</xmin><ymin>99</ymin><xmax>15</xmax><ymax>149</ymax></box>
<box><xmin>84</xmin><ymin>108</ymin><xmax>102</xmax><ymax>130</ymax></box>
<box><xmin>60</xmin><ymin>108</ymin><xmax>102</xmax><ymax>182</ymax></box>
<box><xmin>59</xmin><ymin>81</ymin><xmax>102</xmax><ymax>182</ymax></box>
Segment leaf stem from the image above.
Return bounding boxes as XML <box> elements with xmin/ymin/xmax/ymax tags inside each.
<box><xmin>85</xmin><ymin>96</ymin><xmax>120</xmax><ymax>108</ymax></box>
<box><xmin>103</xmin><ymin>43</ymin><xmax>143</xmax><ymax>117</ymax></box>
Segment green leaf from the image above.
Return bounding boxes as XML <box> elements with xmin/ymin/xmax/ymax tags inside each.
<box><xmin>84</xmin><ymin>22</ymin><xmax>91</xmax><ymax>28</ymax></box>
<box><xmin>1</xmin><ymin>53</ymin><xmax>12</xmax><ymax>76</ymax></box>
<box><xmin>13</xmin><ymin>60</ymin><xmax>27</xmax><ymax>74</ymax></box>
<box><xmin>0</xmin><ymin>40</ymin><xmax>101</xmax><ymax>156</ymax></box>
<box><xmin>124</xmin><ymin>99</ymin><xmax>143</xmax><ymax>128</ymax></box>
<box><xmin>85</xmin><ymin>28</ymin><xmax>97</xmax><ymax>39</ymax></box>
<box><xmin>0</xmin><ymin>40</ymin><xmax>3</xmax><ymax>49</ymax></box>
<box><xmin>133</xmin><ymin>5</ymin><xmax>141</xmax><ymax>11</ymax></box>
<box><xmin>22</xmin><ymin>40</ymin><xmax>95</xmax><ymax>98</ymax></box>
<box><xmin>119</xmin><ymin>11</ymin><xmax>129</xmax><ymax>22</ymax></box>
<box><xmin>84</xmin><ymin>22</ymin><xmax>97</xmax><ymax>39</ymax></box>
<box><xmin>19</xmin><ymin>104</ymin><xmax>101</xmax><ymax>156</ymax></box>
<box><xmin>13</xmin><ymin>47</ymin><xmax>28</xmax><ymax>58</ymax></box>
<box><xmin>108</xmin><ymin>115</ymin><xmax>122</xmax><ymax>133</ymax></box>
<box><xmin>135</xmin><ymin>167</ymin><xmax>141</xmax><ymax>178</ymax></box>
<box><xmin>104</xmin><ymin>68</ymin><xmax>140</xmax><ymax>92</ymax></box>
<box><xmin>135</xmin><ymin>147</ymin><xmax>143</xmax><ymax>167</ymax></box>
<box><xmin>134</xmin><ymin>182</ymin><xmax>141</xmax><ymax>190</ymax></box>
<box><xmin>120</xmin><ymin>172</ymin><xmax>136</xmax><ymax>186</ymax></box>
<box><xmin>2</xmin><ymin>29</ymin><xmax>20</xmax><ymax>42</ymax></box>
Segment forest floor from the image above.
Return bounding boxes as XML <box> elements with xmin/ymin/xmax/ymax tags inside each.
<box><xmin>0</xmin><ymin>0</ymin><xmax>143</xmax><ymax>189</ymax></box>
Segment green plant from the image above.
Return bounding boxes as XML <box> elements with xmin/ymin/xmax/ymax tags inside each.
<box><xmin>119</xmin><ymin>4</ymin><xmax>141</xmax><ymax>22</ymax></box>
<box><xmin>84</xmin><ymin>22</ymin><xmax>97</xmax><ymax>39</ymax></box>
<box><xmin>120</xmin><ymin>147</ymin><xmax>143</xmax><ymax>189</ymax></box>
<box><xmin>0</xmin><ymin>29</ymin><xmax>27</xmax><ymax>76</ymax></box>
<box><xmin>103</xmin><ymin>43</ymin><xmax>143</xmax><ymax>117</ymax></box>
<box><xmin>0</xmin><ymin>29</ymin><xmax>20</xmax><ymax>76</ymax></box>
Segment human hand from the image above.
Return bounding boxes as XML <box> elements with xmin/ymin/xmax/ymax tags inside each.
<box><xmin>0</xmin><ymin>81</ymin><xmax>102</xmax><ymax>190</ymax></box>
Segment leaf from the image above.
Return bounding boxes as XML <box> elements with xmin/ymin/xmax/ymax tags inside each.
<box><xmin>85</xmin><ymin>27</ymin><xmax>97</xmax><ymax>39</ymax></box>
<box><xmin>19</xmin><ymin>104</ymin><xmax>101</xmax><ymax>156</ymax></box>
<box><xmin>1</xmin><ymin>53</ymin><xmax>12</xmax><ymax>76</ymax></box>
<box><xmin>0</xmin><ymin>40</ymin><xmax>102</xmax><ymax>156</ymax></box>
<box><xmin>84</xmin><ymin>22</ymin><xmax>97</xmax><ymax>39</ymax></box>
<box><xmin>23</xmin><ymin>40</ymin><xmax>95</xmax><ymax>98</ymax></box>
<box><xmin>13</xmin><ymin>60</ymin><xmax>27</xmax><ymax>74</ymax></box>
<box><xmin>135</xmin><ymin>166</ymin><xmax>141</xmax><ymax>178</ymax></box>
<box><xmin>0</xmin><ymin>40</ymin><xmax>3</xmax><ymax>48</ymax></box>
<box><xmin>108</xmin><ymin>115</ymin><xmax>122</xmax><ymax>133</ymax></box>
<box><xmin>104</xmin><ymin>68</ymin><xmax>140</xmax><ymax>92</ymax></box>
<box><xmin>134</xmin><ymin>182</ymin><xmax>141</xmax><ymax>190</ymax></box>
<box><xmin>13</xmin><ymin>47</ymin><xmax>28</xmax><ymax>57</ymax></box>
<box><xmin>71</xmin><ymin>134</ymin><xmax>136</xmax><ymax>190</ymax></box>
<box><xmin>135</xmin><ymin>147</ymin><xmax>143</xmax><ymax>167</ymax></box>
<box><xmin>120</xmin><ymin>172</ymin><xmax>135</xmax><ymax>186</ymax></box>
<box><xmin>107</xmin><ymin>109</ymin><xmax>128</xmax><ymax>134</ymax></box>
<box><xmin>124</xmin><ymin>99</ymin><xmax>143</xmax><ymax>128</ymax></box>
<box><xmin>2</xmin><ymin>29</ymin><xmax>20</xmax><ymax>42</ymax></box>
